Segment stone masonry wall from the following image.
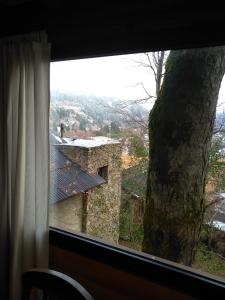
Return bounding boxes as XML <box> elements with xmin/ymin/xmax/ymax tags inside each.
<box><xmin>86</xmin><ymin>143</ymin><xmax>122</xmax><ymax>243</ymax></box>
<box><xmin>58</xmin><ymin>145</ymin><xmax>89</xmax><ymax>171</ymax></box>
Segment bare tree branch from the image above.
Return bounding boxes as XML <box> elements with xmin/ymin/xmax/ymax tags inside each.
<box><xmin>213</xmin><ymin>109</ymin><xmax>225</xmax><ymax>134</ymax></box>
<box><xmin>145</xmin><ymin>53</ymin><xmax>157</xmax><ymax>84</ymax></box>
<box><xmin>135</xmin><ymin>82</ymin><xmax>156</xmax><ymax>99</ymax></box>
<box><xmin>96</xmin><ymin>51</ymin><xmax>168</xmax><ymax>130</ymax></box>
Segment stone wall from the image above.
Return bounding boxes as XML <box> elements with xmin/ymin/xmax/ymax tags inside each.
<box><xmin>58</xmin><ymin>145</ymin><xmax>89</xmax><ymax>171</ymax></box>
<box><xmin>86</xmin><ymin>144</ymin><xmax>122</xmax><ymax>243</ymax></box>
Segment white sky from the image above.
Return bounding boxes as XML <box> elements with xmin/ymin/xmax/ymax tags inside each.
<box><xmin>50</xmin><ymin>52</ymin><xmax>225</xmax><ymax>113</ymax></box>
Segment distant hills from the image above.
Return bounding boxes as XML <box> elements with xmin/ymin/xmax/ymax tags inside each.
<box><xmin>50</xmin><ymin>91</ymin><xmax>225</xmax><ymax>136</ymax></box>
<box><xmin>50</xmin><ymin>91</ymin><xmax>149</xmax><ymax>133</ymax></box>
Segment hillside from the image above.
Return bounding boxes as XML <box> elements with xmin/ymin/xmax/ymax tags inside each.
<box><xmin>50</xmin><ymin>91</ymin><xmax>149</xmax><ymax>133</ymax></box>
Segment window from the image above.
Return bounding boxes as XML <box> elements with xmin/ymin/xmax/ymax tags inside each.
<box><xmin>98</xmin><ymin>166</ymin><xmax>108</xmax><ymax>181</ymax></box>
<box><xmin>49</xmin><ymin>48</ymin><xmax>225</xmax><ymax>283</ymax></box>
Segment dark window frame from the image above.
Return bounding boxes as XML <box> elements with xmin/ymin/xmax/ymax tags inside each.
<box><xmin>50</xmin><ymin>36</ymin><xmax>225</xmax><ymax>299</ymax></box>
<box><xmin>50</xmin><ymin>227</ymin><xmax>225</xmax><ymax>298</ymax></box>
<box><xmin>97</xmin><ymin>165</ymin><xmax>108</xmax><ymax>181</ymax></box>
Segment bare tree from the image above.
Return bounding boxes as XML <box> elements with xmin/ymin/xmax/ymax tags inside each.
<box><xmin>133</xmin><ymin>51</ymin><xmax>166</xmax><ymax>98</ymax></box>
<box><xmin>101</xmin><ymin>51</ymin><xmax>167</xmax><ymax>129</ymax></box>
<box><xmin>213</xmin><ymin>107</ymin><xmax>225</xmax><ymax>134</ymax></box>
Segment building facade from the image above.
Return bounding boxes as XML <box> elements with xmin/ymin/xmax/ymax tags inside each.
<box><xmin>50</xmin><ymin>136</ymin><xmax>122</xmax><ymax>243</ymax></box>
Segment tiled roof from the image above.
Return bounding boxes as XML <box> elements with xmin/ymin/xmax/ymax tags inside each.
<box><xmin>50</xmin><ymin>145</ymin><xmax>105</xmax><ymax>204</ymax></box>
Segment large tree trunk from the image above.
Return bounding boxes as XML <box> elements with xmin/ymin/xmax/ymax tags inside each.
<box><xmin>143</xmin><ymin>47</ymin><xmax>225</xmax><ymax>266</ymax></box>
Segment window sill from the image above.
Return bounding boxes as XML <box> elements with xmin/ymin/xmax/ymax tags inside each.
<box><xmin>49</xmin><ymin>227</ymin><xmax>225</xmax><ymax>298</ymax></box>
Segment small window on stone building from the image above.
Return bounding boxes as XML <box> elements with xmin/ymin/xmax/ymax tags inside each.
<box><xmin>98</xmin><ymin>166</ymin><xmax>108</xmax><ymax>181</ymax></box>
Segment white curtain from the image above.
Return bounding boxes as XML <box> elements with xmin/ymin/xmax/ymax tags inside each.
<box><xmin>0</xmin><ymin>32</ymin><xmax>50</xmax><ymax>300</ymax></box>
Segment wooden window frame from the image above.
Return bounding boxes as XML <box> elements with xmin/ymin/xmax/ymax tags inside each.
<box><xmin>49</xmin><ymin>27</ymin><xmax>225</xmax><ymax>297</ymax></box>
<box><xmin>50</xmin><ymin>227</ymin><xmax>225</xmax><ymax>298</ymax></box>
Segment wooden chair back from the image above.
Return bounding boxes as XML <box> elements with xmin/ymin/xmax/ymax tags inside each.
<box><xmin>22</xmin><ymin>268</ymin><xmax>94</xmax><ymax>300</ymax></box>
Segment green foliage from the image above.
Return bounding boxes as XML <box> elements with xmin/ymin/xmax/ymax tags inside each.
<box><xmin>130</xmin><ymin>223</ymin><xmax>144</xmax><ymax>244</ymax></box>
<box><xmin>123</xmin><ymin>174</ymin><xmax>146</xmax><ymax>199</ymax></box>
<box><xmin>195</xmin><ymin>243</ymin><xmax>225</xmax><ymax>278</ymax></box>
<box><xmin>119</xmin><ymin>206</ymin><xmax>131</xmax><ymax>241</ymax></box>
<box><xmin>129</xmin><ymin>134</ymin><xmax>148</xmax><ymax>158</ymax></box>
<box><xmin>119</xmin><ymin>205</ymin><xmax>144</xmax><ymax>247</ymax></box>
<box><xmin>122</xmin><ymin>137</ymin><xmax>148</xmax><ymax>199</ymax></box>
<box><xmin>123</xmin><ymin>133</ymin><xmax>148</xmax><ymax>199</ymax></box>
<box><xmin>119</xmin><ymin>132</ymin><xmax>147</xmax><ymax>249</ymax></box>
<box><xmin>207</xmin><ymin>135</ymin><xmax>225</xmax><ymax>192</ymax></box>
<box><xmin>208</xmin><ymin>136</ymin><xmax>223</xmax><ymax>175</ymax></box>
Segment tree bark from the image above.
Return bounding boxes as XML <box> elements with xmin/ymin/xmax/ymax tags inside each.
<box><xmin>143</xmin><ymin>47</ymin><xmax>225</xmax><ymax>266</ymax></box>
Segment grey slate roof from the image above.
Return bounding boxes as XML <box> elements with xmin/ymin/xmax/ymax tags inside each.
<box><xmin>50</xmin><ymin>145</ymin><xmax>105</xmax><ymax>204</ymax></box>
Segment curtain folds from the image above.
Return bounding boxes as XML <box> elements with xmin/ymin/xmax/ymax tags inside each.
<box><xmin>0</xmin><ymin>32</ymin><xmax>50</xmax><ymax>300</ymax></box>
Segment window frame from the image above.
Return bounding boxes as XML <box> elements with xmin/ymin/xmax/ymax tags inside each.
<box><xmin>97</xmin><ymin>165</ymin><xmax>108</xmax><ymax>181</ymax></box>
<box><xmin>50</xmin><ymin>46</ymin><xmax>225</xmax><ymax>299</ymax></box>
<box><xmin>50</xmin><ymin>227</ymin><xmax>225</xmax><ymax>298</ymax></box>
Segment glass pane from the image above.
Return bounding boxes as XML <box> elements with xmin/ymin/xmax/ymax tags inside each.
<box><xmin>50</xmin><ymin>48</ymin><xmax>225</xmax><ymax>281</ymax></box>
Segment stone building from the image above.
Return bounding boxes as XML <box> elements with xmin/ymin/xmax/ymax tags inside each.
<box><xmin>50</xmin><ymin>135</ymin><xmax>122</xmax><ymax>243</ymax></box>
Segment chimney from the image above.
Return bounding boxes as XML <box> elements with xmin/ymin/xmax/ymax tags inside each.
<box><xmin>60</xmin><ymin>123</ymin><xmax>65</xmax><ymax>138</ymax></box>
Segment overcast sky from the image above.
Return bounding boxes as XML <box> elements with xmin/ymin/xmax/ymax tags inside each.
<box><xmin>50</xmin><ymin>52</ymin><xmax>225</xmax><ymax>113</ymax></box>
